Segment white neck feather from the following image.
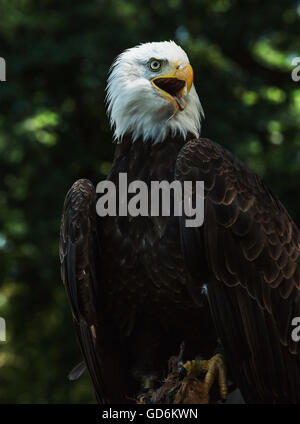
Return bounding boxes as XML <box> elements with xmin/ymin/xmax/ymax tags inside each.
<box><xmin>106</xmin><ymin>41</ymin><xmax>204</xmax><ymax>144</ymax></box>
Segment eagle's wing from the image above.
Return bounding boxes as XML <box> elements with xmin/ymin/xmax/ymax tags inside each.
<box><xmin>176</xmin><ymin>138</ymin><xmax>300</xmax><ymax>403</ymax></box>
<box><xmin>59</xmin><ymin>179</ymin><xmax>125</xmax><ymax>403</ymax></box>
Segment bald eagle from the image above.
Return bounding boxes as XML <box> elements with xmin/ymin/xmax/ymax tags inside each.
<box><xmin>60</xmin><ymin>41</ymin><xmax>300</xmax><ymax>404</ymax></box>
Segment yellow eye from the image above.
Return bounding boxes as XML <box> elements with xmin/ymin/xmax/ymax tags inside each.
<box><xmin>149</xmin><ymin>59</ymin><xmax>161</xmax><ymax>72</ymax></box>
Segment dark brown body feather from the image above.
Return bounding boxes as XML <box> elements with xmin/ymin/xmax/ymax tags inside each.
<box><xmin>60</xmin><ymin>134</ymin><xmax>300</xmax><ymax>403</ymax></box>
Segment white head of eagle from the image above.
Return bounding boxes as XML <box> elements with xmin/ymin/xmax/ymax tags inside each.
<box><xmin>106</xmin><ymin>41</ymin><xmax>204</xmax><ymax>144</ymax></box>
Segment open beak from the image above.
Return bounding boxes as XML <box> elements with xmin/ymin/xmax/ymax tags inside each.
<box><xmin>151</xmin><ymin>60</ymin><xmax>193</xmax><ymax>112</ymax></box>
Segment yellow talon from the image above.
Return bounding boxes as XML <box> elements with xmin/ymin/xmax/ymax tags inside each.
<box><xmin>183</xmin><ymin>353</ymin><xmax>228</xmax><ymax>400</ymax></box>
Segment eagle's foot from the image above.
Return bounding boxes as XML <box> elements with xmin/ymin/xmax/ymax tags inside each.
<box><xmin>180</xmin><ymin>354</ymin><xmax>227</xmax><ymax>400</ymax></box>
<box><xmin>136</xmin><ymin>377</ymin><xmax>156</xmax><ymax>404</ymax></box>
<box><xmin>137</xmin><ymin>388</ymin><xmax>155</xmax><ymax>404</ymax></box>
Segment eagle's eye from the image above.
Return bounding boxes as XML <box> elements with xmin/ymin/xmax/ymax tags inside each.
<box><xmin>149</xmin><ymin>59</ymin><xmax>162</xmax><ymax>72</ymax></box>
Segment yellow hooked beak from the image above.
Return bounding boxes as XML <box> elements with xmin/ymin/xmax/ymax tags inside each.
<box><xmin>151</xmin><ymin>60</ymin><xmax>193</xmax><ymax>112</ymax></box>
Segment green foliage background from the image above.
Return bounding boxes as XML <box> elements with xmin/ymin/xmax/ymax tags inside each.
<box><xmin>0</xmin><ymin>0</ymin><xmax>300</xmax><ymax>403</ymax></box>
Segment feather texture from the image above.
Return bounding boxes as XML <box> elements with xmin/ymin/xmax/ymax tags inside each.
<box><xmin>176</xmin><ymin>138</ymin><xmax>300</xmax><ymax>402</ymax></box>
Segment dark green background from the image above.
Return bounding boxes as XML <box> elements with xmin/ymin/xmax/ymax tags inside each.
<box><xmin>0</xmin><ymin>0</ymin><xmax>300</xmax><ymax>403</ymax></box>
